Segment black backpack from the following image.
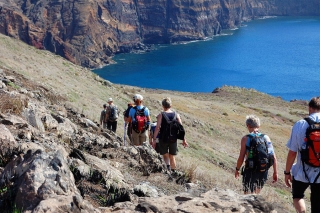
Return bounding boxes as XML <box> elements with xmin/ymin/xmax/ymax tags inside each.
<box><xmin>159</xmin><ymin>112</ymin><xmax>185</xmax><ymax>143</ymax></box>
<box><xmin>245</xmin><ymin>133</ymin><xmax>274</xmax><ymax>172</ymax></box>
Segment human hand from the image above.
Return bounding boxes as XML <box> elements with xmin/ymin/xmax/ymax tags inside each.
<box><xmin>285</xmin><ymin>174</ymin><xmax>292</xmax><ymax>188</ymax></box>
<box><xmin>272</xmin><ymin>172</ymin><xmax>278</xmax><ymax>183</ymax></box>
<box><xmin>235</xmin><ymin>170</ymin><xmax>240</xmax><ymax>179</ymax></box>
<box><xmin>152</xmin><ymin>141</ymin><xmax>156</xmax><ymax>149</ymax></box>
<box><xmin>182</xmin><ymin>139</ymin><xmax>188</xmax><ymax>148</ymax></box>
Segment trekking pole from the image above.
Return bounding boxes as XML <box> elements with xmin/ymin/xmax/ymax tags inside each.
<box><xmin>124</xmin><ymin>123</ymin><xmax>127</xmax><ymax>146</ymax></box>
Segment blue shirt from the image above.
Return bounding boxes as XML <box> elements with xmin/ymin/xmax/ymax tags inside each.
<box><xmin>286</xmin><ymin>112</ymin><xmax>320</xmax><ymax>183</ymax></box>
<box><xmin>129</xmin><ymin>105</ymin><xmax>150</xmax><ymax>122</ymax></box>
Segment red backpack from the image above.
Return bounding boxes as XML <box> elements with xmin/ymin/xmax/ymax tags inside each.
<box><xmin>132</xmin><ymin>106</ymin><xmax>147</xmax><ymax>133</ymax></box>
<box><xmin>301</xmin><ymin>118</ymin><xmax>320</xmax><ymax>183</ymax></box>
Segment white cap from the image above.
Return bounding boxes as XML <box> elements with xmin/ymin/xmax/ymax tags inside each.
<box><xmin>108</xmin><ymin>98</ymin><xmax>113</xmax><ymax>102</ymax></box>
<box><xmin>134</xmin><ymin>94</ymin><xmax>143</xmax><ymax>101</ymax></box>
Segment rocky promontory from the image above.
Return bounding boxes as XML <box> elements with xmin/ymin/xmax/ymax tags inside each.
<box><xmin>0</xmin><ymin>0</ymin><xmax>319</xmax><ymax>68</ymax></box>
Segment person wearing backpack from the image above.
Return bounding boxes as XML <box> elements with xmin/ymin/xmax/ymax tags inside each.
<box><xmin>128</xmin><ymin>94</ymin><xmax>150</xmax><ymax>146</ymax></box>
<box><xmin>235</xmin><ymin>115</ymin><xmax>278</xmax><ymax>194</ymax></box>
<box><xmin>105</xmin><ymin>98</ymin><xmax>119</xmax><ymax>133</ymax></box>
<box><xmin>152</xmin><ymin>97</ymin><xmax>188</xmax><ymax>174</ymax></box>
<box><xmin>99</xmin><ymin>104</ymin><xmax>108</xmax><ymax>130</ymax></box>
<box><xmin>285</xmin><ymin>97</ymin><xmax>320</xmax><ymax>213</ymax></box>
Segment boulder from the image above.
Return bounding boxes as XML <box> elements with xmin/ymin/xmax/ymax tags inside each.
<box><xmin>0</xmin><ymin>124</ymin><xmax>16</xmax><ymax>143</ymax></box>
<box><xmin>23</xmin><ymin>108</ymin><xmax>45</xmax><ymax>132</ymax></box>
<box><xmin>0</xmin><ymin>148</ymin><xmax>99</xmax><ymax>212</ymax></box>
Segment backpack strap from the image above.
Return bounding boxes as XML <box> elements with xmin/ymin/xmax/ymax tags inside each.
<box><xmin>246</xmin><ymin>133</ymin><xmax>264</xmax><ymax>145</ymax></box>
<box><xmin>304</xmin><ymin>117</ymin><xmax>314</xmax><ymax>125</ymax></box>
<box><xmin>162</xmin><ymin>111</ymin><xmax>176</xmax><ymax>123</ymax></box>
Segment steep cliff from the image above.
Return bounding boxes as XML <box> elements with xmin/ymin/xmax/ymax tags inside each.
<box><xmin>0</xmin><ymin>0</ymin><xmax>319</xmax><ymax>68</ymax></box>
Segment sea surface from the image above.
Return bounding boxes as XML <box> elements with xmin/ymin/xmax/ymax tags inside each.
<box><xmin>93</xmin><ymin>16</ymin><xmax>320</xmax><ymax>101</ymax></box>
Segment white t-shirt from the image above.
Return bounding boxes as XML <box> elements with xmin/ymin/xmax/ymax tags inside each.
<box><xmin>286</xmin><ymin>112</ymin><xmax>320</xmax><ymax>183</ymax></box>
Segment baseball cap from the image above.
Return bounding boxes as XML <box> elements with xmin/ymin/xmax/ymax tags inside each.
<box><xmin>108</xmin><ymin>98</ymin><xmax>113</xmax><ymax>102</ymax></box>
<box><xmin>134</xmin><ymin>94</ymin><xmax>143</xmax><ymax>101</ymax></box>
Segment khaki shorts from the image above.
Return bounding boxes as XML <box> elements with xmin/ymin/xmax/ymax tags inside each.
<box><xmin>132</xmin><ymin>130</ymin><xmax>147</xmax><ymax>146</ymax></box>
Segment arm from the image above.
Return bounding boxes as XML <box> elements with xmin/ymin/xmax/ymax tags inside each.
<box><xmin>271</xmin><ymin>152</ymin><xmax>278</xmax><ymax>183</ymax></box>
<box><xmin>152</xmin><ymin>114</ymin><xmax>162</xmax><ymax>149</ymax></box>
<box><xmin>265</xmin><ymin>135</ymin><xmax>278</xmax><ymax>183</ymax></box>
<box><xmin>177</xmin><ymin>113</ymin><xmax>183</xmax><ymax>124</ymax></box>
<box><xmin>128</xmin><ymin>108</ymin><xmax>133</xmax><ymax>123</ymax></box>
<box><xmin>285</xmin><ymin>150</ymin><xmax>297</xmax><ymax>188</ymax></box>
<box><xmin>235</xmin><ymin>136</ymin><xmax>247</xmax><ymax>179</ymax></box>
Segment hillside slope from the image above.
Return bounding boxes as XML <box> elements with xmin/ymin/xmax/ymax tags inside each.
<box><xmin>0</xmin><ymin>33</ymin><xmax>309</xmax><ymax>212</ymax></box>
<box><xmin>0</xmin><ymin>0</ymin><xmax>319</xmax><ymax>67</ymax></box>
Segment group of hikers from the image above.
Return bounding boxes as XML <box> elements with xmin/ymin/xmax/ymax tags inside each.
<box><xmin>235</xmin><ymin>97</ymin><xmax>320</xmax><ymax>213</ymax></box>
<box><xmin>100</xmin><ymin>94</ymin><xmax>320</xmax><ymax>213</ymax></box>
<box><xmin>100</xmin><ymin>94</ymin><xmax>188</xmax><ymax>174</ymax></box>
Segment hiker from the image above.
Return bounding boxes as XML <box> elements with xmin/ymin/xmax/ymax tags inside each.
<box><xmin>152</xmin><ymin>97</ymin><xmax>188</xmax><ymax>174</ymax></box>
<box><xmin>128</xmin><ymin>94</ymin><xmax>151</xmax><ymax>146</ymax></box>
<box><xmin>124</xmin><ymin>102</ymin><xmax>134</xmax><ymax>144</ymax></box>
<box><xmin>149</xmin><ymin>121</ymin><xmax>160</xmax><ymax>153</ymax></box>
<box><xmin>285</xmin><ymin>97</ymin><xmax>320</xmax><ymax>213</ymax></box>
<box><xmin>235</xmin><ymin>114</ymin><xmax>278</xmax><ymax>194</ymax></box>
<box><xmin>105</xmin><ymin>98</ymin><xmax>119</xmax><ymax>133</ymax></box>
<box><xmin>99</xmin><ymin>104</ymin><xmax>107</xmax><ymax>129</ymax></box>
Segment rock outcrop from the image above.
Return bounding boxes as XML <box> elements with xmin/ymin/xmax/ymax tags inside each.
<box><xmin>0</xmin><ymin>0</ymin><xmax>319</xmax><ymax>68</ymax></box>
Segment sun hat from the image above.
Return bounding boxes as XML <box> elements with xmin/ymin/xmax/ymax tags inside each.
<box><xmin>108</xmin><ymin>98</ymin><xmax>113</xmax><ymax>102</ymax></box>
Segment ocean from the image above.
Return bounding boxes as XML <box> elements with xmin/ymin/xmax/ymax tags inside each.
<box><xmin>93</xmin><ymin>16</ymin><xmax>320</xmax><ymax>101</ymax></box>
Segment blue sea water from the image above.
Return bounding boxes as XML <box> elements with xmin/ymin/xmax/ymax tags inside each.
<box><xmin>93</xmin><ymin>16</ymin><xmax>320</xmax><ymax>101</ymax></box>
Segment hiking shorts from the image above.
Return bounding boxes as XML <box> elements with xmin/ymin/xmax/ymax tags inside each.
<box><xmin>155</xmin><ymin>143</ymin><xmax>160</xmax><ymax>153</ymax></box>
<box><xmin>132</xmin><ymin>130</ymin><xmax>147</xmax><ymax>146</ymax></box>
<box><xmin>292</xmin><ymin>177</ymin><xmax>320</xmax><ymax>213</ymax></box>
<box><xmin>242</xmin><ymin>168</ymin><xmax>268</xmax><ymax>193</ymax></box>
<box><xmin>159</xmin><ymin>140</ymin><xmax>178</xmax><ymax>155</ymax></box>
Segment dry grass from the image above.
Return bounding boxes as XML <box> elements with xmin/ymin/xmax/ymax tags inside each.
<box><xmin>0</xmin><ymin>33</ymin><xmax>306</xmax><ymax>212</ymax></box>
<box><xmin>0</xmin><ymin>93</ymin><xmax>27</xmax><ymax>115</ymax></box>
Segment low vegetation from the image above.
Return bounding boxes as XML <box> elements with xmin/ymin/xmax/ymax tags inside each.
<box><xmin>0</xmin><ymin>33</ymin><xmax>310</xmax><ymax>212</ymax></box>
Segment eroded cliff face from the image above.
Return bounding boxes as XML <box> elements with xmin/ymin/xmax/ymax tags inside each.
<box><xmin>0</xmin><ymin>0</ymin><xmax>319</xmax><ymax>68</ymax></box>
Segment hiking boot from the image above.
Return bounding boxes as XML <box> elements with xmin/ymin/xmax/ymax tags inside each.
<box><xmin>166</xmin><ymin>165</ymin><xmax>171</xmax><ymax>174</ymax></box>
<box><xmin>171</xmin><ymin>170</ymin><xmax>179</xmax><ymax>178</ymax></box>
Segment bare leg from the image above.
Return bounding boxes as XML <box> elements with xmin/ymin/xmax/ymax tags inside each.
<box><xmin>254</xmin><ymin>188</ymin><xmax>262</xmax><ymax>194</ymax></box>
<box><xmin>169</xmin><ymin>155</ymin><xmax>176</xmax><ymax>170</ymax></box>
<box><xmin>293</xmin><ymin>198</ymin><xmax>306</xmax><ymax>213</ymax></box>
<box><xmin>163</xmin><ymin>153</ymin><xmax>170</xmax><ymax>166</ymax></box>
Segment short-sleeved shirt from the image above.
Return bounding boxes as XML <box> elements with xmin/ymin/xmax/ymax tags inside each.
<box><xmin>129</xmin><ymin>105</ymin><xmax>150</xmax><ymax>122</ymax></box>
<box><xmin>286</xmin><ymin>112</ymin><xmax>320</xmax><ymax>183</ymax></box>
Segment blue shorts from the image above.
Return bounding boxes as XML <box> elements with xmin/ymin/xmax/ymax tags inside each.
<box><xmin>242</xmin><ymin>168</ymin><xmax>268</xmax><ymax>193</ymax></box>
